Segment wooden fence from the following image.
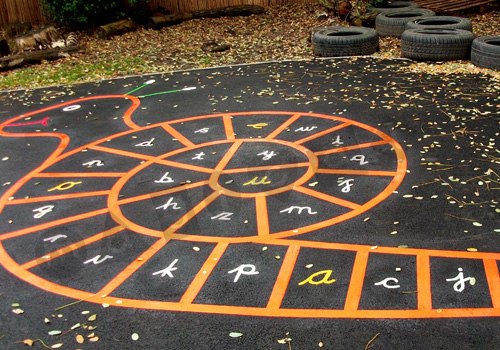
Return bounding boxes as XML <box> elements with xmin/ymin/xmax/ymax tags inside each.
<box><xmin>0</xmin><ymin>0</ymin><xmax>45</xmax><ymax>28</ymax></box>
<box><xmin>153</xmin><ymin>0</ymin><xmax>314</xmax><ymax>13</ymax></box>
<box><xmin>0</xmin><ymin>0</ymin><xmax>316</xmax><ymax>30</ymax></box>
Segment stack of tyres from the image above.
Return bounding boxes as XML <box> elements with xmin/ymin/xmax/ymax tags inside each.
<box><xmin>400</xmin><ymin>15</ymin><xmax>475</xmax><ymax>61</ymax></box>
<box><xmin>375</xmin><ymin>8</ymin><xmax>435</xmax><ymax>37</ymax></box>
<box><xmin>401</xmin><ymin>28</ymin><xmax>475</xmax><ymax>61</ymax></box>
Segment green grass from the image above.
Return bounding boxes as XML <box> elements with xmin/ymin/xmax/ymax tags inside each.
<box><xmin>0</xmin><ymin>55</ymin><xmax>154</xmax><ymax>90</ymax></box>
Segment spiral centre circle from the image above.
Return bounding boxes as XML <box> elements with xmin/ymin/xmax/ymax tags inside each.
<box><xmin>208</xmin><ymin>139</ymin><xmax>317</xmax><ymax>198</ymax></box>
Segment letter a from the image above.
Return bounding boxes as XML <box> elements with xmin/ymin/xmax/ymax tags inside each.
<box><xmin>298</xmin><ymin>270</ymin><xmax>336</xmax><ymax>286</ymax></box>
<box><xmin>350</xmin><ymin>154</ymin><xmax>368</xmax><ymax>165</ymax></box>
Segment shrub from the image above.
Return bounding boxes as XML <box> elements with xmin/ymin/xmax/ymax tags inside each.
<box><xmin>43</xmin><ymin>0</ymin><xmax>151</xmax><ymax>29</ymax></box>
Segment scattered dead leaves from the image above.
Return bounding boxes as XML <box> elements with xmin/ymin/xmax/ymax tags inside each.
<box><xmin>0</xmin><ymin>5</ymin><xmax>498</xmax><ymax>89</ymax></box>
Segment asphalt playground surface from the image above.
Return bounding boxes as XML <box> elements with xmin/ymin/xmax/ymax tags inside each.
<box><xmin>0</xmin><ymin>57</ymin><xmax>498</xmax><ymax>349</ymax></box>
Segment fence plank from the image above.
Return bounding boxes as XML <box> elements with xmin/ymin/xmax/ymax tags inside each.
<box><xmin>0</xmin><ymin>0</ymin><xmax>46</xmax><ymax>30</ymax></box>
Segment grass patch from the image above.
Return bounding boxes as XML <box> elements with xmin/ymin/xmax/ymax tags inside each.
<box><xmin>0</xmin><ymin>55</ymin><xmax>154</xmax><ymax>90</ymax></box>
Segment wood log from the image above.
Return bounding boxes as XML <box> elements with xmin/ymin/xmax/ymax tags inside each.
<box><xmin>192</xmin><ymin>5</ymin><xmax>265</xmax><ymax>19</ymax></box>
<box><xmin>0</xmin><ymin>46</ymin><xmax>81</xmax><ymax>72</ymax></box>
<box><xmin>147</xmin><ymin>5</ymin><xmax>264</xmax><ymax>29</ymax></box>
<box><xmin>147</xmin><ymin>13</ymin><xmax>193</xmax><ymax>29</ymax></box>
<box><xmin>97</xmin><ymin>19</ymin><xmax>137</xmax><ymax>39</ymax></box>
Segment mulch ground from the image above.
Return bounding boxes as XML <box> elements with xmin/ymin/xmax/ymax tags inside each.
<box><xmin>1</xmin><ymin>3</ymin><xmax>499</xmax><ymax>89</ymax></box>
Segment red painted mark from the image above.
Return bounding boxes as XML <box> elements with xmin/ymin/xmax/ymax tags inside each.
<box><xmin>6</xmin><ymin>116</ymin><xmax>50</xmax><ymax>128</ymax></box>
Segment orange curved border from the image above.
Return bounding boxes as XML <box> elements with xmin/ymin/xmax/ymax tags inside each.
<box><xmin>0</xmin><ymin>95</ymin><xmax>140</xmax><ymax>216</ymax></box>
<box><xmin>2</xmin><ymin>105</ymin><xmax>497</xmax><ymax>319</ymax></box>
<box><xmin>106</xmin><ymin>111</ymin><xmax>406</xmax><ymax>242</ymax></box>
<box><xmin>208</xmin><ymin>138</ymin><xmax>318</xmax><ymax>198</ymax></box>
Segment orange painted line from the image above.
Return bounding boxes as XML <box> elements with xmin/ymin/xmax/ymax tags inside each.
<box><xmin>7</xmin><ymin>190</ymin><xmax>110</xmax><ymax>205</ymax></box>
<box><xmin>316</xmin><ymin>168</ymin><xmax>397</xmax><ymax>177</ymax></box>
<box><xmin>483</xmin><ymin>259</ymin><xmax>500</xmax><ymax>308</ymax></box>
<box><xmin>21</xmin><ymin>226</ymin><xmax>124</xmax><ymax>270</ymax></box>
<box><xmin>222</xmin><ymin>114</ymin><xmax>235</xmax><ymax>140</ymax></box>
<box><xmin>256</xmin><ymin>196</ymin><xmax>270</xmax><ymax>237</ymax></box>
<box><xmin>90</xmin><ymin>145</ymin><xmax>156</xmax><ymax>161</ymax></box>
<box><xmin>295</xmin><ymin>122</ymin><xmax>352</xmax><ymax>145</ymax></box>
<box><xmin>277</xmin><ymin>239</ymin><xmax>500</xmax><ymax>261</ymax></box>
<box><xmin>161</xmin><ymin>124</ymin><xmax>195</xmax><ymax>147</ymax></box>
<box><xmin>315</xmin><ymin>140</ymin><xmax>389</xmax><ymax>156</ymax></box>
<box><xmin>0</xmin><ymin>243</ymin><xmax>103</xmax><ymax>305</ymax></box>
<box><xmin>1</xmin><ymin>244</ymin><xmax>499</xmax><ymax>319</ymax></box>
<box><xmin>162</xmin><ymin>111</ymin><xmax>320</xmax><ymax>129</ymax></box>
<box><xmin>121</xmin><ymin>96</ymin><xmax>142</xmax><ymax>129</ymax></box>
<box><xmin>0</xmin><ymin>136</ymin><xmax>70</xmax><ymax>213</ymax></box>
<box><xmin>163</xmin><ymin>192</ymin><xmax>220</xmax><ymax>238</ymax></box>
<box><xmin>2</xmin><ymin>235</ymin><xmax>500</xmax><ymax>319</ymax></box>
<box><xmin>117</xmin><ymin>180</ymin><xmax>209</xmax><ymax>205</ymax></box>
<box><xmin>3</xmin><ymin>249</ymin><xmax>500</xmax><ymax>319</ymax></box>
<box><xmin>215</xmin><ymin>140</ymin><xmax>242</xmax><ymax>171</ymax></box>
<box><xmin>34</xmin><ymin>172</ymin><xmax>126</xmax><ymax>178</ymax></box>
<box><xmin>0</xmin><ymin>96</ymin><xmax>138</xmax><ymax>245</ymax></box>
<box><xmin>266</xmin><ymin>113</ymin><xmax>302</xmax><ymax>139</ymax></box>
<box><xmin>99</xmin><ymin>238</ymin><xmax>169</xmax><ymax>296</ymax></box>
<box><xmin>0</xmin><ymin>95</ymin><xmax>139</xmax><ymax>132</ymax></box>
<box><xmin>417</xmin><ymin>254</ymin><xmax>433</xmax><ymax>310</ymax></box>
<box><xmin>208</xmin><ymin>139</ymin><xmax>318</xmax><ymax>199</ymax></box>
<box><xmin>180</xmin><ymin>242</ymin><xmax>228</xmax><ymax>305</ymax></box>
<box><xmin>163</xmin><ymin>113</ymin><xmax>224</xmax><ymax>126</ymax></box>
<box><xmin>0</xmin><ymin>208</ymin><xmax>109</xmax><ymax>241</ymax></box>
<box><xmin>222</xmin><ymin>162</ymin><xmax>310</xmax><ymax>174</ymax></box>
<box><xmin>155</xmin><ymin>159</ymin><xmax>214</xmax><ymax>174</ymax></box>
<box><xmin>267</xmin><ymin>245</ymin><xmax>300</xmax><ymax>309</ymax></box>
<box><xmin>344</xmin><ymin>250</ymin><xmax>369</xmax><ymax>311</ymax></box>
<box><xmin>295</xmin><ymin>186</ymin><xmax>361</xmax><ymax>210</ymax></box>
<box><xmin>113</xmin><ymin>303</ymin><xmax>500</xmax><ymax>319</ymax></box>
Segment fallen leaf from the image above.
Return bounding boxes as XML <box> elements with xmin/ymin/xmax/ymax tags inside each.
<box><xmin>22</xmin><ymin>339</ymin><xmax>34</xmax><ymax>346</ymax></box>
<box><xmin>87</xmin><ymin>314</ymin><xmax>97</xmax><ymax>322</ymax></box>
<box><xmin>48</xmin><ymin>330</ymin><xmax>62</xmax><ymax>336</ymax></box>
<box><xmin>76</xmin><ymin>334</ymin><xmax>84</xmax><ymax>344</ymax></box>
<box><xmin>51</xmin><ymin>343</ymin><xmax>63</xmax><ymax>349</ymax></box>
<box><xmin>229</xmin><ymin>332</ymin><xmax>243</xmax><ymax>338</ymax></box>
